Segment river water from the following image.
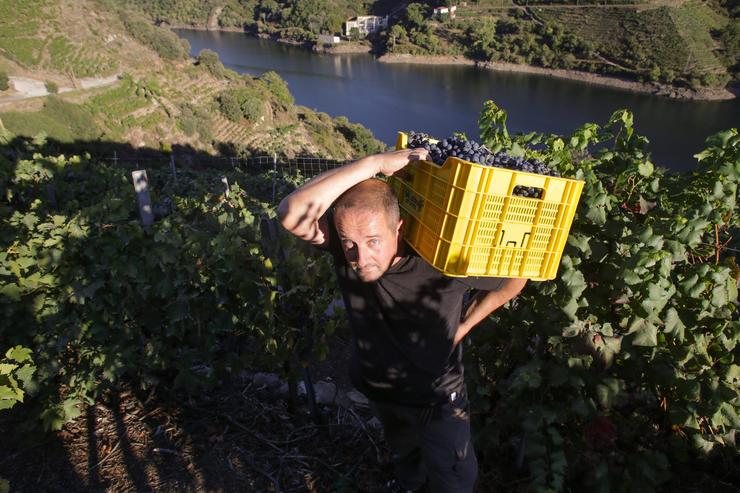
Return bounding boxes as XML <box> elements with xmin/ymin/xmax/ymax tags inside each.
<box><xmin>177</xmin><ymin>29</ymin><xmax>739</xmax><ymax>171</ymax></box>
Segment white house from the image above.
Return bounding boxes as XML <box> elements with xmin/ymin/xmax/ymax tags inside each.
<box><xmin>343</xmin><ymin>15</ymin><xmax>389</xmax><ymax>37</ymax></box>
<box><xmin>433</xmin><ymin>6</ymin><xmax>457</xmax><ymax>19</ymax></box>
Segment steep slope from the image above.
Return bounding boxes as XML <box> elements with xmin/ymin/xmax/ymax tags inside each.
<box><xmin>534</xmin><ymin>0</ymin><xmax>732</xmax><ymax>88</ymax></box>
<box><xmin>0</xmin><ymin>0</ymin><xmax>385</xmax><ymax>159</ymax></box>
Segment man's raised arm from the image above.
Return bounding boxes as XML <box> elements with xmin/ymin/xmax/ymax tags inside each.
<box><xmin>277</xmin><ymin>148</ymin><xmax>428</xmax><ymax>246</ymax></box>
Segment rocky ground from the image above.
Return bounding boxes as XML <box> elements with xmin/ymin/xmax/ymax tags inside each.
<box><xmin>0</xmin><ymin>327</ymin><xmax>407</xmax><ymax>492</ymax></box>
<box><xmin>1</xmin><ymin>343</ymin><xmax>735</xmax><ymax>492</ymax></box>
<box><xmin>0</xmin><ymin>370</ymin><xmax>396</xmax><ymax>492</ymax></box>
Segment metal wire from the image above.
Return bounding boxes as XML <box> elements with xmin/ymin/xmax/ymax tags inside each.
<box><xmin>104</xmin><ymin>154</ymin><xmax>347</xmax><ymax>178</ymax></box>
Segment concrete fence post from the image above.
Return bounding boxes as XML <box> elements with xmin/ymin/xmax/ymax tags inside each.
<box><xmin>132</xmin><ymin>170</ymin><xmax>153</xmax><ymax>226</ymax></box>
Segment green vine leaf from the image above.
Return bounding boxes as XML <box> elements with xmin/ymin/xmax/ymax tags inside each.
<box><xmin>663</xmin><ymin>308</ymin><xmax>686</xmax><ymax>341</ymax></box>
<box><xmin>595</xmin><ymin>377</ymin><xmax>627</xmax><ymax>409</ymax></box>
<box><xmin>627</xmin><ymin>317</ymin><xmax>658</xmax><ymax>347</ymax></box>
<box><xmin>638</xmin><ymin>160</ymin><xmax>654</xmax><ymax>177</ymax></box>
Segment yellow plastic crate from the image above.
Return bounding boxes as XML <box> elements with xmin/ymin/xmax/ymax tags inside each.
<box><xmin>389</xmin><ymin>132</ymin><xmax>584</xmax><ymax>280</ymax></box>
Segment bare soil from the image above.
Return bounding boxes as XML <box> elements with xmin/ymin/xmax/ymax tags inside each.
<box><xmin>0</xmin><ymin>75</ymin><xmax>121</xmax><ymax>104</ymax></box>
<box><xmin>0</xmin><ymin>343</ymin><xmax>735</xmax><ymax>492</ymax></box>
<box><xmin>0</xmin><ymin>330</ymin><xmax>400</xmax><ymax>493</ymax></box>
<box><xmin>0</xmin><ymin>377</ymin><xmax>391</xmax><ymax>492</ymax></box>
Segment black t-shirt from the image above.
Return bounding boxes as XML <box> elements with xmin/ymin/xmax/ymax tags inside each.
<box><xmin>320</xmin><ymin>213</ymin><xmax>506</xmax><ymax>407</ymax></box>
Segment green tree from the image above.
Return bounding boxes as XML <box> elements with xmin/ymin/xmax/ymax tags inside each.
<box><xmin>496</xmin><ymin>19</ymin><xmax>519</xmax><ymax>36</ymax></box>
<box><xmin>241</xmin><ymin>97</ymin><xmax>264</xmax><ymax>121</ymax></box>
<box><xmin>219</xmin><ymin>91</ymin><xmax>242</xmax><ymax>122</ymax></box>
<box><xmin>180</xmin><ymin>37</ymin><xmax>192</xmax><ymax>57</ymax></box>
<box><xmin>197</xmin><ymin>49</ymin><xmax>224</xmax><ymax>77</ymax></box>
<box><xmin>178</xmin><ymin>104</ymin><xmax>197</xmax><ymax>136</ymax></box>
<box><xmin>178</xmin><ymin>103</ymin><xmax>212</xmax><ymax>140</ymax></box>
<box><xmin>218</xmin><ymin>86</ymin><xmax>266</xmax><ymax>121</ymax></box>
<box><xmin>0</xmin><ymin>72</ymin><xmax>9</xmax><ymax>92</ymax></box>
<box><xmin>719</xmin><ymin>19</ymin><xmax>740</xmax><ymax>58</ymax></box>
<box><xmin>388</xmin><ymin>24</ymin><xmax>408</xmax><ymax>47</ymax></box>
<box><xmin>258</xmin><ymin>0</ymin><xmax>281</xmax><ymax>22</ymax></box>
<box><xmin>661</xmin><ymin>68</ymin><xmax>676</xmax><ymax>84</ymax></box>
<box><xmin>561</xmin><ymin>53</ymin><xmax>577</xmax><ymax>70</ymax></box>
<box><xmin>466</xmin><ymin>18</ymin><xmax>497</xmax><ymax>60</ymax></box>
<box><xmin>404</xmin><ymin>3</ymin><xmax>427</xmax><ymax>31</ymax></box>
<box><xmin>121</xmin><ymin>15</ymin><xmax>188</xmax><ymax>60</ymax></box>
<box><xmin>718</xmin><ymin>18</ymin><xmax>740</xmax><ymax>79</ymax></box>
<box><xmin>219</xmin><ymin>0</ymin><xmax>259</xmax><ymax>28</ymax></box>
<box><xmin>260</xmin><ymin>71</ymin><xmax>294</xmax><ymax>106</ymax></box>
<box><xmin>286</xmin><ymin>0</ymin><xmax>327</xmax><ymax>34</ymax></box>
<box><xmin>45</xmin><ymin>81</ymin><xmax>58</xmax><ymax>94</ymax></box>
<box><xmin>335</xmin><ymin>116</ymin><xmax>385</xmax><ymax>156</ymax></box>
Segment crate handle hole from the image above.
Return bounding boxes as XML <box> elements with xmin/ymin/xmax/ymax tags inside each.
<box><xmin>513</xmin><ymin>185</ymin><xmax>545</xmax><ymax>199</ymax></box>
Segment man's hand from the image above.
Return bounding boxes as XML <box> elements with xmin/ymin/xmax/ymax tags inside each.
<box><xmin>376</xmin><ymin>148</ymin><xmax>429</xmax><ymax>176</ymax></box>
<box><xmin>278</xmin><ymin>148</ymin><xmax>428</xmax><ymax>247</ymax></box>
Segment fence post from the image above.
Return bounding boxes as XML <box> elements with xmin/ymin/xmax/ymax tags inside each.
<box><xmin>170</xmin><ymin>155</ymin><xmax>177</xmax><ymax>181</ymax></box>
<box><xmin>112</xmin><ymin>151</ymin><xmax>118</xmax><ymax>167</ymax></box>
<box><xmin>132</xmin><ymin>170</ymin><xmax>154</xmax><ymax>226</ymax></box>
<box><xmin>221</xmin><ymin>176</ymin><xmax>230</xmax><ymax>198</ymax></box>
<box><xmin>302</xmin><ymin>364</ymin><xmax>320</xmax><ymax>424</ymax></box>
<box><xmin>271</xmin><ymin>152</ymin><xmax>277</xmax><ymax>204</ymax></box>
<box><xmin>45</xmin><ymin>183</ymin><xmax>57</xmax><ymax>208</ymax></box>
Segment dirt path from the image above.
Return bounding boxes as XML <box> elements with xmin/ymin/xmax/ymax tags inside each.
<box><xmin>0</xmin><ymin>74</ymin><xmax>121</xmax><ymax>103</ymax></box>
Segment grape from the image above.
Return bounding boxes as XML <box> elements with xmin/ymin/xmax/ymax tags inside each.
<box><xmin>406</xmin><ymin>131</ymin><xmax>560</xmax><ymax>198</ymax></box>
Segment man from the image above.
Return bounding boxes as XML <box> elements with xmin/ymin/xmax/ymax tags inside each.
<box><xmin>278</xmin><ymin>148</ymin><xmax>526</xmax><ymax>492</ymax></box>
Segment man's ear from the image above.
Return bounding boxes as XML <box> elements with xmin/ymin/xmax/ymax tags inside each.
<box><xmin>396</xmin><ymin>218</ymin><xmax>404</xmax><ymax>236</ymax></box>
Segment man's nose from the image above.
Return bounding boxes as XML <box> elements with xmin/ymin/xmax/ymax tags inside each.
<box><xmin>356</xmin><ymin>244</ymin><xmax>370</xmax><ymax>267</ymax></box>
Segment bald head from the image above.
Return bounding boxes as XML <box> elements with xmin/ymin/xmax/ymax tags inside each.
<box><xmin>333</xmin><ymin>178</ymin><xmax>400</xmax><ymax>230</ymax></box>
<box><xmin>332</xmin><ymin>179</ymin><xmax>403</xmax><ymax>281</ymax></box>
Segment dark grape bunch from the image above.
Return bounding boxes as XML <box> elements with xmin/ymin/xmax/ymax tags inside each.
<box><xmin>406</xmin><ymin>131</ymin><xmax>560</xmax><ymax>199</ymax></box>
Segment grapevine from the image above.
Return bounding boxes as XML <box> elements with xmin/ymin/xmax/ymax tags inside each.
<box><xmin>0</xmin><ymin>102</ymin><xmax>736</xmax><ymax>492</ymax></box>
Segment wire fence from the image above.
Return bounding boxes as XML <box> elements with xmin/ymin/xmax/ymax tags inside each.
<box><xmin>104</xmin><ymin>152</ymin><xmax>348</xmax><ymax>177</ymax></box>
<box><xmin>104</xmin><ymin>152</ymin><xmax>351</xmax><ymax>204</ymax></box>
<box><xmin>110</xmin><ymin>152</ymin><xmax>740</xmax><ymax>257</ymax></box>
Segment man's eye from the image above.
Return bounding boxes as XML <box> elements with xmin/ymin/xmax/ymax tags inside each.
<box><xmin>369</xmin><ymin>239</ymin><xmax>379</xmax><ymax>246</ymax></box>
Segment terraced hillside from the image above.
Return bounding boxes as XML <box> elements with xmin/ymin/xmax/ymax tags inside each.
<box><xmin>0</xmin><ymin>0</ymin><xmax>137</xmax><ymax>79</ymax></box>
<box><xmin>535</xmin><ymin>0</ymin><xmax>730</xmax><ymax>86</ymax></box>
<box><xmin>0</xmin><ymin>0</ymin><xmax>384</xmax><ymax>159</ymax></box>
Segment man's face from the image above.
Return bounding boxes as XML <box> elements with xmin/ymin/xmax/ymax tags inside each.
<box><xmin>334</xmin><ymin>208</ymin><xmax>402</xmax><ymax>282</ymax></box>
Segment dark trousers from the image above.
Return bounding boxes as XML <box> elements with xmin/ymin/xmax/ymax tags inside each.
<box><xmin>371</xmin><ymin>391</ymin><xmax>478</xmax><ymax>492</ymax></box>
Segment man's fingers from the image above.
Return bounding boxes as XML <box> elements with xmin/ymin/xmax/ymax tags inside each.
<box><xmin>408</xmin><ymin>148</ymin><xmax>429</xmax><ymax>161</ymax></box>
<box><xmin>378</xmin><ymin>148</ymin><xmax>429</xmax><ymax>176</ymax></box>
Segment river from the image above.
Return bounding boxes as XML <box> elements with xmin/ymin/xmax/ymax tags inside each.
<box><xmin>177</xmin><ymin>29</ymin><xmax>739</xmax><ymax>171</ymax></box>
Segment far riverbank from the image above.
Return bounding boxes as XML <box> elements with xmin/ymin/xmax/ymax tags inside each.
<box><xmin>377</xmin><ymin>54</ymin><xmax>737</xmax><ymax>102</ymax></box>
<box><xmin>169</xmin><ymin>25</ymin><xmax>736</xmax><ymax>101</ymax></box>
<box><xmin>176</xmin><ymin>27</ymin><xmax>740</xmax><ymax>171</ymax></box>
